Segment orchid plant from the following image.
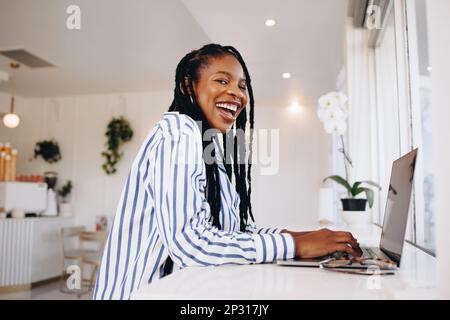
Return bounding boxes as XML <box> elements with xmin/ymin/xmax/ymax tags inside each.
<box><xmin>317</xmin><ymin>91</ymin><xmax>352</xmax><ymax>182</ymax></box>
<box><xmin>317</xmin><ymin>91</ymin><xmax>381</xmax><ymax>208</ymax></box>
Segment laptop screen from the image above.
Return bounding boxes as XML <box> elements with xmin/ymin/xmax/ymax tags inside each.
<box><xmin>379</xmin><ymin>149</ymin><xmax>418</xmax><ymax>266</ymax></box>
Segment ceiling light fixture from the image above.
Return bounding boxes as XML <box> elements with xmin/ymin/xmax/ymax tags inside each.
<box><xmin>265</xmin><ymin>19</ymin><xmax>276</xmax><ymax>27</ymax></box>
<box><xmin>2</xmin><ymin>63</ymin><xmax>21</xmax><ymax>129</ymax></box>
<box><xmin>289</xmin><ymin>99</ymin><xmax>302</xmax><ymax>114</ymax></box>
<box><xmin>427</xmin><ymin>66</ymin><xmax>432</xmax><ymax>72</ymax></box>
<box><xmin>282</xmin><ymin>72</ymin><xmax>291</xmax><ymax>79</ymax></box>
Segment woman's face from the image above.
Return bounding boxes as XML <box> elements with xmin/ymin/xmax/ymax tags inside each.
<box><xmin>192</xmin><ymin>54</ymin><xmax>248</xmax><ymax>133</ymax></box>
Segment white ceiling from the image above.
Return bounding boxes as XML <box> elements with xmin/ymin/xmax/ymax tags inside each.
<box><xmin>0</xmin><ymin>0</ymin><xmax>348</xmax><ymax>106</ymax></box>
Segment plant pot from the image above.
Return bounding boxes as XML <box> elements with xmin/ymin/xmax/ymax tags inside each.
<box><xmin>341</xmin><ymin>198</ymin><xmax>367</xmax><ymax>211</ymax></box>
<box><xmin>59</xmin><ymin>202</ymin><xmax>72</xmax><ymax>217</ymax></box>
<box><xmin>341</xmin><ymin>210</ymin><xmax>371</xmax><ymax>226</ymax></box>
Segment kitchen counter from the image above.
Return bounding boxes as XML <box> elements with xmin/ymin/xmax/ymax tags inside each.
<box><xmin>0</xmin><ymin>216</ymin><xmax>74</xmax><ymax>291</ymax></box>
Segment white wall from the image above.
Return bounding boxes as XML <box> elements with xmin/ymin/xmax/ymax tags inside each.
<box><xmin>0</xmin><ymin>92</ymin><xmax>328</xmax><ymax>231</ymax></box>
<box><xmin>427</xmin><ymin>0</ymin><xmax>450</xmax><ymax>299</ymax></box>
<box><xmin>0</xmin><ymin>91</ymin><xmax>173</xmax><ymax>228</ymax></box>
<box><xmin>251</xmin><ymin>105</ymin><xmax>329</xmax><ymax>229</ymax></box>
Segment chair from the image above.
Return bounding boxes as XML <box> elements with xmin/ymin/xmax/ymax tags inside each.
<box><xmin>79</xmin><ymin>230</ymin><xmax>108</xmax><ymax>289</ymax></box>
<box><xmin>60</xmin><ymin>227</ymin><xmax>106</xmax><ymax>297</ymax></box>
<box><xmin>61</xmin><ymin>226</ymin><xmax>89</xmax><ymax>296</ymax></box>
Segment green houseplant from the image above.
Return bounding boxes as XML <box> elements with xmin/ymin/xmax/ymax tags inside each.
<box><xmin>101</xmin><ymin>116</ymin><xmax>133</xmax><ymax>175</ymax></box>
<box><xmin>323</xmin><ymin>175</ymin><xmax>381</xmax><ymax>211</ymax></box>
<box><xmin>34</xmin><ymin>139</ymin><xmax>62</xmax><ymax>164</ymax></box>
<box><xmin>58</xmin><ymin>180</ymin><xmax>73</xmax><ymax>216</ymax></box>
<box><xmin>58</xmin><ymin>180</ymin><xmax>72</xmax><ymax>203</ymax></box>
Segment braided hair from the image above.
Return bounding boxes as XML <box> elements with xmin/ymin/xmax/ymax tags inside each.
<box><xmin>168</xmin><ymin>43</ymin><xmax>256</xmax><ymax>232</ymax></box>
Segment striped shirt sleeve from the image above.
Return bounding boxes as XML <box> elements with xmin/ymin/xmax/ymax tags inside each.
<box><xmin>150</xmin><ymin>115</ymin><xmax>295</xmax><ymax>265</ymax></box>
<box><xmin>245</xmin><ymin>222</ymin><xmax>283</xmax><ymax>235</ymax></box>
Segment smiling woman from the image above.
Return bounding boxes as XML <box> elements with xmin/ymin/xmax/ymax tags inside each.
<box><xmin>93</xmin><ymin>44</ymin><xmax>361</xmax><ymax>300</ymax></box>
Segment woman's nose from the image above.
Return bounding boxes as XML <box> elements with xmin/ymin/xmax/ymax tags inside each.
<box><xmin>227</xmin><ymin>84</ymin><xmax>245</xmax><ymax>100</ymax></box>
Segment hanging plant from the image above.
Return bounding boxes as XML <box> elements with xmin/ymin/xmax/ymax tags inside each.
<box><xmin>34</xmin><ymin>139</ymin><xmax>62</xmax><ymax>164</ymax></box>
<box><xmin>101</xmin><ymin>116</ymin><xmax>133</xmax><ymax>175</ymax></box>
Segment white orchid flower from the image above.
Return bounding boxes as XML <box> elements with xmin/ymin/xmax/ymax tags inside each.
<box><xmin>324</xmin><ymin>118</ymin><xmax>347</xmax><ymax>135</ymax></box>
<box><xmin>331</xmin><ymin>91</ymin><xmax>348</xmax><ymax>105</ymax></box>
<box><xmin>318</xmin><ymin>104</ymin><xmax>347</xmax><ymax>123</ymax></box>
<box><xmin>318</xmin><ymin>93</ymin><xmax>338</xmax><ymax>109</ymax></box>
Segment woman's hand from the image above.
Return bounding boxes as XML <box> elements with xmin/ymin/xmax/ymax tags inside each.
<box><xmin>288</xmin><ymin>228</ymin><xmax>362</xmax><ymax>259</ymax></box>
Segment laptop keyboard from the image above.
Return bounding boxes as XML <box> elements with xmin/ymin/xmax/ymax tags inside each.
<box><xmin>361</xmin><ymin>247</ymin><xmax>378</xmax><ymax>259</ymax></box>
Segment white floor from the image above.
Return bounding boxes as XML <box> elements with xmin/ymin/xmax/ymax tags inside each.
<box><xmin>0</xmin><ymin>280</ymin><xmax>93</xmax><ymax>300</ymax></box>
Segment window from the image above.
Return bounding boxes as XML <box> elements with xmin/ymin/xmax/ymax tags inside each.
<box><xmin>370</xmin><ymin>0</ymin><xmax>435</xmax><ymax>253</ymax></box>
<box><xmin>405</xmin><ymin>0</ymin><xmax>435</xmax><ymax>252</ymax></box>
<box><xmin>373</xmin><ymin>8</ymin><xmax>403</xmax><ymax>227</ymax></box>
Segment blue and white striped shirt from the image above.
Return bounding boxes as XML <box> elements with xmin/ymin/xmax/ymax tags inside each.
<box><xmin>93</xmin><ymin>112</ymin><xmax>295</xmax><ymax>300</ymax></box>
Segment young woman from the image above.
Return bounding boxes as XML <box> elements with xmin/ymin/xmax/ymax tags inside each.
<box><xmin>94</xmin><ymin>44</ymin><xmax>362</xmax><ymax>300</ymax></box>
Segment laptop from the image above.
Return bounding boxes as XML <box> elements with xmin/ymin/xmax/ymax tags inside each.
<box><xmin>277</xmin><ymin>148</ymin><xmax>418</xmax><ymax>269</ymax></box>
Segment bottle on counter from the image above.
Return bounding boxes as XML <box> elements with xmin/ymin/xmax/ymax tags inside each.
<box><xmin>11</xmin><ymin>149</ymin><xmax>17</xmax><ymax>181</ymax></box>
<box><xmin>0</xmin><ymin>152</ymin><xmax>5</xmax><ymax>181</ymax></box>
<box><xmin>4</xmin><ymin>154</ymin><xmax>11</xmax><ymax>181</ymax></box>
<box><xmin>3</xmin><ymin>142</ymin><xmax>11</xmax><ymax>155</ymax></box>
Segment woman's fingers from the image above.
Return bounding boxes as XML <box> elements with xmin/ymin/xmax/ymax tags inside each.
<box><xmin>332</xmin><ymin>232</ymin><xmax>362</xmax><ymax>256</ymax></box>
<box><xmin>334</xmin><ymin>231</ymin><xmax>357</xmax><ymax>242</ymax></box>
<box><xmin>333</xmin><ymin>243</ymin><xmax>360</xmax><ymax>257</ymax></box>
<box><xmin>334</xmin><ymin>235</ymin><xmax>359</xmax><ymax>247</ymax></box>
<box><xmin>333</xmin><ymin>232</ymin><xmax>362</xmax><ymax>257</ymax></box>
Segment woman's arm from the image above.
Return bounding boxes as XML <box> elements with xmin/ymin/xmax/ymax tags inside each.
<box><xmin>149</xmin><ymin>115</ymin><xmax>296</xmax><ymax>267</ymax></box>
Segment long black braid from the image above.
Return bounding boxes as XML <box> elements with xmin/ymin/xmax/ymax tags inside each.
<box><xmin>168</xmin><ymin>43</ymin><xmax>255</xmax><ymax>231</ymax></box>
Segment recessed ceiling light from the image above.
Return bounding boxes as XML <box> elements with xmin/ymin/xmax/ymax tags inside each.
<box><xmin>289</xmin><ymin>100</ymin><xmax>302</xmax><ymax>114</ymax></box>
<box><xmin>427</xmin><ymin>66</ymin><xmax>432</xmax><ymax>72</ymax></box>
<box><xmin>265</xmin><ymin>19</ymin><xmax>276</xmax><ymax>27</ymax></box>
<box><xmin>282</xmin><ymin>72</ymin><xmax>291</xmax><ymax>79</ymax></box>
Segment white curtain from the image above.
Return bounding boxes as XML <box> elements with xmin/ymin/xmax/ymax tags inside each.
<box><xmin>343</xmin><ymin>17</ymin><xmax>379</xmax><ymax>220</ymax></box>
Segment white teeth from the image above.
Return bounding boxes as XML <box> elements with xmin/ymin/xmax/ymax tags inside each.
<box><xmin>216</xmin><ymin>103</ymin><xmax>238</xmax><ymax>112</ymax></box>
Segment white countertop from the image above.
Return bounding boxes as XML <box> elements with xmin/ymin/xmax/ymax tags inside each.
<box><xmin>131</xmin><ymin>224</ymin><xmax>437</xmax><ymax>300</ymax></box>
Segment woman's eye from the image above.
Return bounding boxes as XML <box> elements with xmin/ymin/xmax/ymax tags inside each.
<box><xmin>216</xmin><ymin>79</ymin><xmax>228</xmax><ymax>85</ymax></box>
<box><xmin>239</xmin><ymin>85</ymin><xmax>247</xmax><ymax>90</ymax></box>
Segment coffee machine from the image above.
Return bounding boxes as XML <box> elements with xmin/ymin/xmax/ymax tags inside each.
<box><xmin>42</xmin><ymin>171</ymin><xmax>58</xmax><ymax>216</ymax></box>
<box><xmin>0</xmin><ymin>182</ymin><xmax>47</xmax><ymax>215</ymax></box>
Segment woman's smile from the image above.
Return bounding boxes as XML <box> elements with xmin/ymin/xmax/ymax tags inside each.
<box><xmin>215</xmin><ymin>101</ymin><xmax>241</xmax><ymax>122</ymax></box>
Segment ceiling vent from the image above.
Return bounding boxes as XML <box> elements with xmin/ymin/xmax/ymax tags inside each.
<box><xmin>0</xmin><ymin>49</ymin><xmax>54</xmax><ymax>68</ymax></box>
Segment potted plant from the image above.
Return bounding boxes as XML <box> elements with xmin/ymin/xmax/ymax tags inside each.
<box><xmin>317</xmin><ymin>92</ymin><xmax>382</xmax><ymax>224</ymax></box>
<box><xmin>58</xmin><ymin>180</ymin><xmax>73</xmax><ymax>216</ymax></box>
<box><xmin>34</xmin><ymin>139</ymin><xmax>62</xmax><ymax>164</ymax></box>
<box><xmin>323</xmin><ymin>175</ymin><xmax>381</xmax><ymax>211</ymax></box>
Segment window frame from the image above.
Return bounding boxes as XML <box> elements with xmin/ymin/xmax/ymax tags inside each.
<box><xmin>369</xmin><ymin>0</ymin><xmax>435</xmax><ymax>254</ymax></box>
